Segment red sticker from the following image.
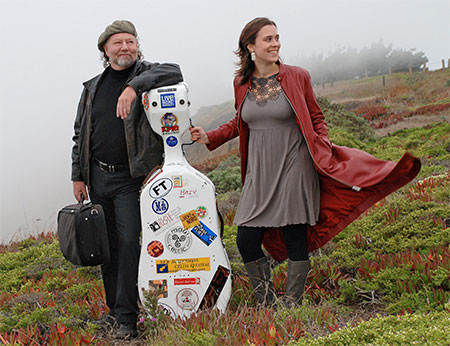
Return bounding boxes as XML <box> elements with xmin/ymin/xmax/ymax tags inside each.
<box><xmin>147</xmin><ymin>240</ymin><xmax>164</xmax><ymax>257</ymax></box>
<box><xmin>174</xmin><ymin>277</ymin><xmax>201</xmax><ymax>285</ymax></box>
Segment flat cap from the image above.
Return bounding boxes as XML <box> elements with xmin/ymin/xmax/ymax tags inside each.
<box><xmin>97</xmin><ymin>20</ymin><xmax>137</xmax><ymax>51</ymax></box>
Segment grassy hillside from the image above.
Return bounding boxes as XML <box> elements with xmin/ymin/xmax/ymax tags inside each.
<box><xmin>0</xmin><ymin>69</ymin><xmax>449</xmax><ymax>345</ymax></box>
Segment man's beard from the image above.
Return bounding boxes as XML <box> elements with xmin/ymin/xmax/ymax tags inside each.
<box><xmin>114</xmin><ymin>55</ymin><xmax>135</xmax><ymax>68</ymax></box>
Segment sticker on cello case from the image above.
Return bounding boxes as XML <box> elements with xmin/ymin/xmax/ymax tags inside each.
<box><xmin>172</xmin><ymin>175</ymin><xmax>183</xmax><ymax>188</ymax></box>
<box><xmin>147</xmin><ymin>240</ymin><xmax>164</xmax><ymax>257</ymax></box>
<box><xmin>191</xmin><ymin>221</ymin><xmax>217</xmax><ymax>246</ymax></box>
<box><xmin>156</xmin><ymin>257</ymin><xmax>210</xmax><ymax>274</ymax></box>
<box><xmin>148</xmin><ymin>279</ymin><xmax>168</xmax><ymax>298</ymax></box>
<box><xmin>158</xmin><ymin>302</ymin><xmax>176</xmax><ymax>318</ymax></box>
<box><xmin>174</xmin><ymin>277</ymin><xmax>201</xmax><ymax>285</ymax></box>
<box><xmin>143</xmin><ymin>93</ymin><xmax>150</xmax><ymax>110</ymax></box>
<box><xmin>176</xmin><ymin>288</ymin><xmax>199</xmax><ymax>310</ymax></box>
<box><xmin>165</xmin><ymin>227</ymin><xmax>192</xmax><ymax>254</ymax></box>
<box><xmin>149</xmin><ymin>178</ymin><xmax>173</xmax><ymax>199</ymax></box>
<box><xmin>179</xmin><ymin>210</ymin><xmax>201</xmax><ymax>230</ymax></box>
<box><xmin>195</xmin><ymin>206</ymin><xmax>208</xmax><ymax>219</ymax></box>
<box><xmin>199</xmin><ymin>265</ymin><xmax>230</xmax><ymax>310</ymax></box>
<box><xmin>166</xmin><ymin>136</ymin><xmax>178</xmax><ymax>147</ymax></box>
<box><xmin>161</xmin><ymin>113</ymin><xmax>179</xmax><ymax>134</ymax></box>
<box><xmin>152</xmin><ymin>198</ymin><xmax>169</xmax><ymax>215</ymax></box>
<box><xmin>148</xmin><ymin>213</ymin><xmax>176</xmax><ymax>233</ymax></box>
<box><xmin>160</xmin><ymin>93</ymin><xmax>176</xmax><ymax>108</ymax></box>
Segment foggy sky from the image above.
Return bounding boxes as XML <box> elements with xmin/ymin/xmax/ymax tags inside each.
<box><xmin>1</xmin><ymin>0</ymin><xmax>449</xmax><ymax>244</ymax></box>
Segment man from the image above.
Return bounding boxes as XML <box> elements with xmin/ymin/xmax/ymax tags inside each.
<box><xmin>71</xmin><ymin>20</ymin><xmax>183</xmax><ymax>338</ymax></box>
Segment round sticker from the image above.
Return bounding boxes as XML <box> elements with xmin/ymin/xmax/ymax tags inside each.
<box><xmin>166</xmin><ymin>136</ymin><xmax>178</xmax><ymax>147</ymax></box>
<box><xmin>195</xmin><ymin>206</ymin><xmax>208</xmax><ymax>219</ymax></box>
<box><xmin>147</xmin><ymin>240</ymin><xmax>164</xmax><ymax>257</ymax></box>
<box><xmin>158</xmin><ymin>302</ymin><xmax>176</xmax><ymax>319</ymax></box>
<box><xmin>165</xmin><ymin>227</ymin><xmax>192</xmax><ymax>254</ymax></box>
<box><xmin>149</xmin><ymin>178</ymin><xmax>173</xmax><ymax>199</ymax></box>
<box><xmin>161</xmin><ymin>113</ymin><xmax>178</xmax><ymax>127</ymax></box>
<box><xmin>152</xmin><ymin>198</ymin><xmax>169</xmax><ymax>215</ymax></box>
<box><xmin>176</xmin><ymin>288</ymin><xmax>199</xmax><ymax>310</ymax></box>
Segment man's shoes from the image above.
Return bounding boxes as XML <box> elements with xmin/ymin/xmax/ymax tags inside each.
<box><xmin>95</xmin><ymin>314</ymin><xmax>118</xmax><ymax>329</ymax></box>
<box><xmin>114</xmin><ymin>324</ymin><xmax>138</xmax><ymax>339</ymax></box>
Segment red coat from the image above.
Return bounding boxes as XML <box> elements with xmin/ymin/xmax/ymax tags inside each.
<box><xmin>206</xmin><ymin>63</ymin><xmax>421</xmax><ymax>261</ymax></box>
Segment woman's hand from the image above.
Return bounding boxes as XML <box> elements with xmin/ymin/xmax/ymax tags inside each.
<box><xmin>189</xmin><ymin>126</ymin><xmax>210</xmax><ymax>144</ymax></box>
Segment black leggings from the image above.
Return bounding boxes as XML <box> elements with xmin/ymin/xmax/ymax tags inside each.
<box><xmin>236</xmin><ymin>224</ymin><xmax>308</xmax><ymax>263</ymax></box>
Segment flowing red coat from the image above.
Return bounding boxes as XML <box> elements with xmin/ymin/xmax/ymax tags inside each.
<box><xmin>206</xmin><ymin>63</ymin><xmax>421</xmax><ymax>261</ymax></box>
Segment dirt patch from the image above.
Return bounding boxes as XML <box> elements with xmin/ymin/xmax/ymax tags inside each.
<box><xmin>374</xmin><ymin>113</ymin><xmax>450</xmax><ymax>137</ymax></box>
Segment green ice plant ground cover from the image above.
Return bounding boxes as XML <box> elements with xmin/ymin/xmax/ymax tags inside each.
<box><xmin>1</xmin><ymin>100</ymin><xmax>449</xmax><ymax>344</ymax></box>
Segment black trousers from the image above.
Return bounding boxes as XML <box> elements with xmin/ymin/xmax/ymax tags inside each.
<box><xmin>89</xmin><ymin>162</ymin><xmax>144</xmax><ymax>326</ymax></box>
<box><xmin>236</xmin><ymin>224</ymin><xmax>308</xmax><ymax>263</ymax></box>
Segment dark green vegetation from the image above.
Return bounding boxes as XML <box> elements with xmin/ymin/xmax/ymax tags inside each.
<box><xmin>1</xmin><ymin>70</ymin><xmax>449</xmax><ymax>345</ymax></box>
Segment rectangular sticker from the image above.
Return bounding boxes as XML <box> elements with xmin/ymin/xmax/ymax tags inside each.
<box><xmin>191</xmin><ymin>221</ymin><xmax>217</xmax><ymax>246</ymax></box>
<box><xmin>172</xmin><ymin>175</ymin><xmax>183</xmax><ymax>188</ymax></box>
<box><xmin>180</xmin><ymin>210</ymin><xmax>201</xmax><ymax>230</ymax></box>
<box><xmin>156</xmin><ymin>257</ymin><xmax>210</xmax><ymax>274</ymax></box>
<box><xmin>148</xmin><ymin>279</ymin><xmax>168</xmax><ymax>299</ymax></box>
<box><xmin>160</xmin><ymin>93</ymin><xmax>176</xmax><ymax>108</ymax></box>
<box><xmin>199</xmin><ymin>265</ymin><xmax>230</xmax><ymax>310</ymax></box>
<box><xmin>174</xmin><ymin>277</ymin><xmax>201</xmax><ymax>285</ymax></box>
<box><xmin>148</xmin><ymin>213</ymin><xmax>176</xmax><ymax>233</ymax></box>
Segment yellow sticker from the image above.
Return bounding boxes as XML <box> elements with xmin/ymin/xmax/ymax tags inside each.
<box><xmin>156</xmin><ymin>257</ymin><xmax>210</xmax><ymax>273</ymax></box>
<box><xmin>179</xmin><ymin>210</ymin><xmax>201</xmax><ymax>229</ymax></box>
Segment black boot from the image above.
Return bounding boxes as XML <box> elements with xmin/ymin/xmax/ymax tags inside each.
<box><xmin>244</xmin><ymin>257</ymin><xmax>275</xmax><ymax>307</ymax></box>
<box><xmin>284</xmin><ymin>259</ymin><xmax>310</xmax><ymax>308</ymax></box>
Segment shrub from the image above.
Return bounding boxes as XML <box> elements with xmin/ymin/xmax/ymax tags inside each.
<box><xmin>290</xmin><ymin>311</ymin><xmax>450</xmax><ymax>346</ymax></box>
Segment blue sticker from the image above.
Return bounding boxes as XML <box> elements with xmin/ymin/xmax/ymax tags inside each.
<box><xmin>160</xmin><ymin>93</ymin><xmax>176</xmax><ymax>108</ymax></box>
<box><xmin>157</xmin><ymin>262</ymin><xmax>169</xmax><ymax>273</ymax></box>
<box><xmin>166</xmin><ymin>136</ymin><xmax>178</xmax><ymax>147</ymax></box>
<box><xmin>152</xmin><ymin>198</ymin><xmax>169</xmax><ymax>215</ymax></box>
<box><xmin>191</xmin><ymin>221</ymin><xmax>217</xmax><ymax>246</ymax></box>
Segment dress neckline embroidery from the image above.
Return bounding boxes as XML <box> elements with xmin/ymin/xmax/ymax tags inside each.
<box><xmin>248</xmin><ymin>73</ymin><xmax>282</xmax><ymax>107</ymax></box>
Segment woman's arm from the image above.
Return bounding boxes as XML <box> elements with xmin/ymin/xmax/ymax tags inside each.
<box><xmin>303</xmin><ymin>72</ymin><xmax>330</xmax><ymax>140</ymax></box>
<box><xmin>204</xmin><ymin>114</ymin><xmax>239</xmax><ymax>151</ymax></box>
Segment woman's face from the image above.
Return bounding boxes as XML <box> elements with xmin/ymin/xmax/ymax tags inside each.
<box><xmin>247</xmin><ymin>24</ymin><xmax>280</xmax><ymax>66</ymax></box>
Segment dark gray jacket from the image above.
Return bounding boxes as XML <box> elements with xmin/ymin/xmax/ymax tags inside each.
<box><xmin>71</xmin><ymin>60</ymin><xmax>183</xmax><ymax>184</ymax></box>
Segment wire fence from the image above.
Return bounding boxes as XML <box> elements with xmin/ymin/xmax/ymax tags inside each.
<box><xmin>426</xmin><ymin>59</ymin><xmax>450</xmax><ymax>71</ymax></box>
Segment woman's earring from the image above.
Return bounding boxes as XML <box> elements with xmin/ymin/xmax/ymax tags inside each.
<box><xmin>251</xmin><ymin>52</ymin><xmax>256</xmax><ymax>61</ymax></box>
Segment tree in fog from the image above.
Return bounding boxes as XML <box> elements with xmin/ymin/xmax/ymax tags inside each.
<box><xmin>293</xmin><ymin>41</ymin><xmax>428</xmax><ymax>84</ymax></box>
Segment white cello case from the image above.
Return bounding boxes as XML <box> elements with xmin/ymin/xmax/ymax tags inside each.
<box><xmin>138</xmin><ymin>83</ymin><xmax>231</xmax><ymax>319</ymax></box>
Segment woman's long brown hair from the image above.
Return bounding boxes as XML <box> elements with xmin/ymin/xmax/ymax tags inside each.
<box><xmin>234</xmin><ymin>17</ymin><xmax>277</xmax><ymax>85</ymax></box>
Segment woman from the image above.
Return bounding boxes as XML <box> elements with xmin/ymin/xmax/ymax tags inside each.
<box><xmin>190</xmin><ymin>17</ymin><xmax>420</xmax><ymax>308</ymax></box>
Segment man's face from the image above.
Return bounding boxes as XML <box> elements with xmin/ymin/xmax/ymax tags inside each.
<box><xmin>104</xmin><ymin>33</ymin><xmax>138</xmax><ymax>70</ymax></box>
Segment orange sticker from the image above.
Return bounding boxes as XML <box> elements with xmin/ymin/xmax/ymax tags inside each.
<box><xmin>179</xmin><ymin>210</ymin><xmax>201</xmax><ymax>229</ymax></box>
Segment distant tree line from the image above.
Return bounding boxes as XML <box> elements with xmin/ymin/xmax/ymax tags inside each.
<box><xmin>292</xmin><ymin>41</ymin><xmax>428</xmax><ymax>85</ymax></box>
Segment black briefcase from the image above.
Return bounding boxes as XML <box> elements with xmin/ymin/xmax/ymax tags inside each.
<box><xmin>57</xmin><ymin>199</ymin><xmax>110</xmax><ymax>266</ymax></box>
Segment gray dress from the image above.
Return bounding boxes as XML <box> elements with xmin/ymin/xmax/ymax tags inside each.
<box><xmin>233</xmin><ymin>74</ymin><xmax>320</xmax><ymax>227</ymax></box>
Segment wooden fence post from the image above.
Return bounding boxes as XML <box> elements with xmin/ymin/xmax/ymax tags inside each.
<box><xmin>422</xmin><ymin>63</ymin><xmax>426</xmax><ymax>72</ymax></box>
<box><xmin>442</xmin><ymin>59</ymin><xmax>445</xmax><ymax>69</ymax></box>
<box><xmin>409</xmin><ymin>64</ymin><xmax>412</xmax><ymax>74</ymax></box>
<box><xmin>382</xmin><ymin>75</ymin><xmax>385</xmax><ymax>87</ymax></box>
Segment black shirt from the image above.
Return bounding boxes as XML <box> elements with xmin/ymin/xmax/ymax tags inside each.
<box><xmin>90</xmin><ymin>63</ymin><xmax>135</xmax><ymax>165</ymax></box>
